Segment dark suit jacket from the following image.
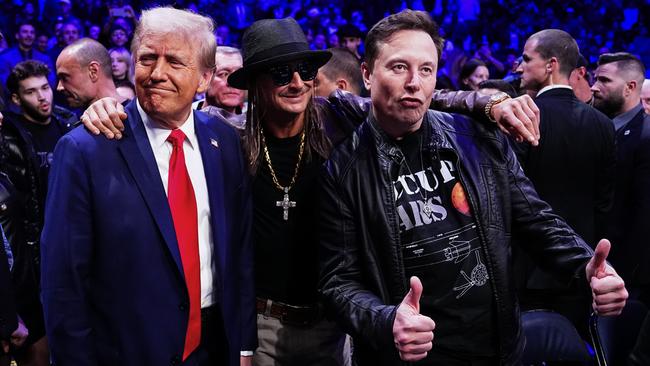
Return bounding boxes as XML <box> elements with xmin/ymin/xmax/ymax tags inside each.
<box><xmin>516</xmin><ymin>88</ymin><xmax>615</xmax><ymax>245</ymax></box>
<box><xmin>513</xmin><ymin>88</ymin><xmax>615</xmax><ymax>292</ymax></box>
<box><xmin>41</xmin><ymin>100</ymin><xmax>256</xmax><ymax>365</ymax></box>
<box><xmin>607</xmin><ymin>107</ymin><xmax>650</xmax><ymax>289</ymax></box>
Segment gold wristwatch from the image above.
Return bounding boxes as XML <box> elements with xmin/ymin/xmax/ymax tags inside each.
<box><xmin>485</xmin><ymin>92</ymin><xmax>511</xmax><ymax>122</ymax></box>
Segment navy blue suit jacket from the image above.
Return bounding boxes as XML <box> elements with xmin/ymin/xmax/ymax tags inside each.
<box><xmin>41</xmin><ymin>100</ymin><xmax>256</xmax><ymax>365</ymax></box>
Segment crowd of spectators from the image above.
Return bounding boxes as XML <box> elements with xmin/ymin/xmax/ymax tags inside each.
<box><xmin>1</xmin><ymin>0</ymin><xmax>649</xmax><ymax>102</ymax></box>
<box><xmin>1</xmin><ymin>2</ymin><xmax>650</xmax><ymax>365</ymax></box>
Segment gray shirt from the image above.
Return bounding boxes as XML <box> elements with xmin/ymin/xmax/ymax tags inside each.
<box><xmin>612</xmin><ymin>103</ymin><xmax>643</xmax><ymax>132</ymax></box>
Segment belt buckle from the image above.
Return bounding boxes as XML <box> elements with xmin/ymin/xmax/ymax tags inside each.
<box><xmin>280</xmin><ymin>311</ymin><xmax>306</xmax><ymax>327</ymax></box>
<box><xmin>264</xmin><ymin>299</ymin><xmax>273</xmax><ymax>318</ymax></box>
<box><xmin>279</xmin><ymin>304</ymin><xmax>316</xmax><ymax>327</ymax></box>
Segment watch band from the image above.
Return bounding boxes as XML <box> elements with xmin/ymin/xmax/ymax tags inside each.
<box><xmin>485</xmin><ymin>92</ymin><xmax>511</xmax><ymax>122</ymax></box>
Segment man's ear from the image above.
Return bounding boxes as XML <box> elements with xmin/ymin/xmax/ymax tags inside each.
<box><xmin>577</xmin><ymin>66</ymin><xmax>587</xmax><ymax>79</ymax></box>
<box><xmin>11</xmin><ymin>93</ymin><xmax>21</xmax><ymax>107</ymax></box>
<box><xmin>548</xmin><ymin>57</ymin><xmax>558</xmax><ymax>73</ymax></box>
<box><xmin>625</xmin><ymin>80</ymin><xmax>638</xmax><ymax>97</ymax></box>
<box><xmin>88</xmin><ymin>61</ymin><xmax>101</xmax><ymax>82</ymax></box>
<box><xmin>336</xmin><ymin>78</ymin><xmax>349</xmax><ymax>93</ymax></box>
<box><xmin>361</xmin><ymin>61</ymin><xmax>371</xmax><ymax>91</ymax></box>
<box><xmin>196</xmin><ymin>69</ymin><xmax>214</xmax><ymax>94</ymax></box>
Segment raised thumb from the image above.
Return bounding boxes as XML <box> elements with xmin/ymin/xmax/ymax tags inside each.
<box><xmin>402</xmin><ymin>276</ymin><xmax>423</xmax><ymax>313</ymax></box>
<box><xmin>589</xmin><ymin>239</ymin><xmax>611</xmax><ymax>279</ymax></box>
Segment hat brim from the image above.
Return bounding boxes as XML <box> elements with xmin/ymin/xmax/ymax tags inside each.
<box><xmin>228</xmin><ymin>49</ymin><xmax>332</xmax><ymax>90</ymax></box>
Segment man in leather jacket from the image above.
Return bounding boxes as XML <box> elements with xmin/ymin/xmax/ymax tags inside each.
<box><xmin>319</xmin><ymin>10</ymin><xmax>628</xmax><ymax>366</ymax></box>
<box><xmin>0</xmin><ymin>60</ymin><xmax>76</xmax><ymax>365</ymax></box>
<box><xmin>0</xmin><ymin>108</ymin><xmax>29</xmax><ymax>362</ymax></box>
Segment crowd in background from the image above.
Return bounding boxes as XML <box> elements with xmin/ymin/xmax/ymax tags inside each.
<box><xmin>1</xmin><ymin>2</ymin><xmax>650</xmax><ymax>366</ymax></box>
<box><xmin>1</xmin><ymin>0</ymin><xmax>650</xmax><ymax>105</ymax></box>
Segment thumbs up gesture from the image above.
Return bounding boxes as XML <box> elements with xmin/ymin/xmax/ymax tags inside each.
<box><xmin>392</xmin><ymin>276</ymin><xmax>436</xmax><ymax>362</ymax></box>
<box><xmin>586</xmin><ymin>239</ymin><xmax>628</xmax><ymax>316</ymax></box>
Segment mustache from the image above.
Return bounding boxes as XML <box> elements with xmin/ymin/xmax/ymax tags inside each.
<box><xmin>279</xmin><ymin>86</ymin><xmax>311</xmax><ymax>97</ymax></box>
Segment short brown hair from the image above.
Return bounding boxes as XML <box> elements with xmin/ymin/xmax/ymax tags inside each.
<box><xmin>528</xmin><ymin>29</ymin><xmax>579</xmax><ymax>78</ymax></box>
<box><xmin>364</xmin><ymin>10</ymin><xmax>443</xmax><ymax>71</ymax></box>
<box><xmin>320</xmin><ymin>48</ymin><xmax>363</xmax><ymax>95</ymax></box>
<box><xmin>597</xmin><ymin>52</ymin><xmax>646</xmax><ymax>84</ymax></box>
<box><xmin>64</xmin><ymin>38</ymin><xmax>113</xmax><ymax>78</ymax></box>
<box><xmin>7</xmin><ymin>60</ymin><xmax>50</xmax><ymax>95</ymax></box>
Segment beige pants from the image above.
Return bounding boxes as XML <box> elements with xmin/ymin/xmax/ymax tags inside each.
<box><xmin>253</xmin><ymin>314</ymin><xmax>351</xmax><ymax>366</ymax></box>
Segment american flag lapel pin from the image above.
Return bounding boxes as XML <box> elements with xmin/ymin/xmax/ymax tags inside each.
<box><xmin>210</xmin><ymin>138</ymin><xmax>219</xmax><ymax>148</ymax></box>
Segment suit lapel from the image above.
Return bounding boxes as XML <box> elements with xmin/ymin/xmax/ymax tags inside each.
<box><xmin>194</xmin><ymin>112</ymin><xmax>228</xmax><ymax>276</ymax></box>
<box><xmin>118</xmin><ymin>101</ymin><xmax>184</xmax><ymax>275</ymax></box>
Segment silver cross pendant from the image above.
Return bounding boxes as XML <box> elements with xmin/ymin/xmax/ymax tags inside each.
<box><xmin>276</xmin><ymin>187</ymin><xmax>297</xmax><ymax>221</ymax></box>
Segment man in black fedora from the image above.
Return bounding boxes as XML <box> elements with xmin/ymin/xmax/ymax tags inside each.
<box><xmin>227</xmin><ymin>17</ymin><xmax>351</xmax><ymax>366</ymax></box>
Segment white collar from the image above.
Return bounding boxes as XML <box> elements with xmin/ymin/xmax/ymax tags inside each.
<box><xmin>137</xmin><ymin>99</ymin><xmax>198</xmax><ymax>151</ymax></box>
<box><xmin>536</xmin><ymin>84</ymin><xmax>572</xmax><ymax>97</ymax></box>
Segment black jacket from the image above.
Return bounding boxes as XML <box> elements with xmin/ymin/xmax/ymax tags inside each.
<box><xmin>319</xmin><ymin>109</ymin><xmax>595</xmax><ymax>365</ymax></box>
<box><xmin>0</xmin><ymin>229</ymin><xmax>17</xmax><ymax>340</ymax></box>
<box><xmin>0</xmin><ymin>106</ymin><xmax>75</xmax><ymax>301</ymax></box>
<box><xmin>607</xmin><ymin>107</ymin><xmax>650</xmax><ymax>294</ymax></box>
<box><xmin>516</xmin><ymin>88</ymin><xmax>615</xmax><ymax>246</ymax></box>
<box><xmin>512</xmin><ymin>88</ymin><xmax>615</xmax><ymax>295</ymax></box>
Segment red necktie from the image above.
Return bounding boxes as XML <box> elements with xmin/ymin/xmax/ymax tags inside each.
<box><xmin>166</xmin><ymin>129</ymin><xmax>201</xmax><ymax>360</ymax></box>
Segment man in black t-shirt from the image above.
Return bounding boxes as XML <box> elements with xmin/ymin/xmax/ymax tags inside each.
<box><xmin>223</xmin><ymin>18</ymin><xmax>351</xmax><ymax>366</ymax></box>
<box><xmin>0</xmin><ymin>59</ymin><xmax>75</xmax><ymax>366</ymax></box>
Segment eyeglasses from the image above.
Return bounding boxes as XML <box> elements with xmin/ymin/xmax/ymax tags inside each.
<box><xmin>266</xmin><ymin>61</ymin><xmax>319</xmax><ymax>86</ymax></box>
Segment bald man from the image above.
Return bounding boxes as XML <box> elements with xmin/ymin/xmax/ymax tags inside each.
<box><xmin>56</xmin><ymin>38</ymin><xmax>122</xmax><ymax>110</ymax></box>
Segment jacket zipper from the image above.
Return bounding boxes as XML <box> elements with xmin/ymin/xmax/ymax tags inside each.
<box><xmin>384</xmin><ymin>146</ymin><xmax>409</xmax><ymax>296</ymax></box>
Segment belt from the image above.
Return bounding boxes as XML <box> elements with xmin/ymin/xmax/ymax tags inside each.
<box><xmin>256</xmin><ymin>297</ymin><xmax>322</xmax><ymax>327</ymax></box>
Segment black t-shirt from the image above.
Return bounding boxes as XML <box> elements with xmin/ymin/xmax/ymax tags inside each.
<box><xmin>22</xmin><ymin>118</ymin><xmax>67</xmax><ymax>201</ymax></box>
<box><xmin>392</xmin><ymin>128</ymin><xmax>497</xmax><ymax>358</ymax></box>
<box><xmin>253</xmin><ymin>131</ymin><xmax>323</xmax><ymax>305</ymax></box>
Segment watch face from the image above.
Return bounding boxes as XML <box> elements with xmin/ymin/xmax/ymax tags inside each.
<box><xmin>492</xmin><ymin>92</ymin><xmax>507</xmax><ymax>101</ymax></box>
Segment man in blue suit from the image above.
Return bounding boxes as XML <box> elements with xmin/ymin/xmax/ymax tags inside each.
<box><xmin>40</xmin><ymin>7</ymin><xmax>256</xmax><ymax>366</ymax></box>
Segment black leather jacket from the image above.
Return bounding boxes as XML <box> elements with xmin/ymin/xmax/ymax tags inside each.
<box><xmin>0</xmin><ymin>229</ymin><xmax>17</xmax><ymax>340</ymax></box>
<box><xmin>319</xmin><ymin>109</ymin><xmax>595</xmax><ymax>365</ymax></box>
<box><xmin>0</xmin><ymin>107</ymin><xmax>76</xmax><ymax>292</ymax></box>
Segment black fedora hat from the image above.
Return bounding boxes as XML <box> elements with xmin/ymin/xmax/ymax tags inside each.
<box><xmin>228</xmin><ymin>17</ymin><xmax>331</xmax><ymax>90</ymax></box>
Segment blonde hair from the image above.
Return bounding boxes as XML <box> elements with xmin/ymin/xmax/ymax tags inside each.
<box><xmin>131</xmin><ymin>7</ymin><xmax>217</xmax><ymax>72</ymax></box>
<box><xmin>108</xmin><ymin>46</ymin><xmax>134</xmax><ymax>83</ymax></box>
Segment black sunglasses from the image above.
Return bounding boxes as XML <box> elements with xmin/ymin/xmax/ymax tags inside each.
<box><xmin>266</xmin><ymin>61</ymin><xmax>319</xmax><ymax>86</ymax></box>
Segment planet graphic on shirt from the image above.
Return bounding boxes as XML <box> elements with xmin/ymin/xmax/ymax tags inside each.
<box><xmin>451</xmin><ymin>182</ymin><xmax>471</xmax><ymax>216</ymax></box>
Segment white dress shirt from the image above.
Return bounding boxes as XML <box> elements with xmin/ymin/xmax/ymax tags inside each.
<box><xmin>536</xmin><ymin>84</ymin><xmax>572</xmax><ymax>97</ymax></box>
<box><xmin>138</xmin><ymin>101</ymin><xmax>215</xmax><ymax>308</ymax></box>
